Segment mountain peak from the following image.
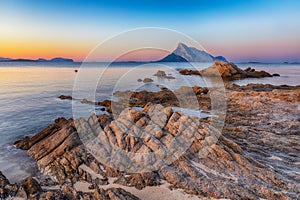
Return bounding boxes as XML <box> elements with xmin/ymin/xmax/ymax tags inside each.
<box><xmin>171</xmin><ymin>42</ymin><xmax>227</xmax><ymax>62</ymax></box>
<box><xmin>177</xmin><ymin>42</ymin><xmax>188</xmax><ymax>49</ymax></box>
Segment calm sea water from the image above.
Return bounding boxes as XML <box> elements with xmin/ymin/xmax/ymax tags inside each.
<box><xmin>0</xmin><ymin>62</ymin><xmax>299</xmax><ymax>182</ymax></box>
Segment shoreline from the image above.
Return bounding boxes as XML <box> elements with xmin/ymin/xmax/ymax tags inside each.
<box><xmin>0</xmin><ymin>62</ymin><xmax>299</xmax><ymax>199</ymax></box>
<box><xmin>1</xmin><ymin>82</ymin><xmax>298</xmax><ymax>199</ymax></box>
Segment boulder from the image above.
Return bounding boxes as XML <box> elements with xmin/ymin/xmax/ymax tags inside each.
<box><xmin>143</xmin><ymin>78</ymin><xmax>153</xmax><ymax>83</ymax></box>
<box><xmin>154</xmin><ymin>70</ymin><xmax>175</xmax><ymax>79</ymax></box>
<box><xmin>58</xmin><ymin>95</ymin><xmax>73</xmax><ymax>100</ymax></box>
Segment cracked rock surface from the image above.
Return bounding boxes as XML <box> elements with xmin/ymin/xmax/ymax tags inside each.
<box><xmin>10</xmin><ymin>83</ymin><xmax>300</xmax><ymax>199</ymax></box>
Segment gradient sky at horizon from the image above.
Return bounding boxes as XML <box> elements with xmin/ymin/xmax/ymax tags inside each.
<box><xmin>1</xmin><ymin>0</ymin><xmax>300</xmax><ymax>62</ymax></box>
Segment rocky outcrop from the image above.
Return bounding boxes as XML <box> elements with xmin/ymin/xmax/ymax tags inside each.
<box><xmin>180</xmin><ymin>61</ymin><xmax>276</xmax><ymax>80</ymax></box>
<box><xmin>154</xmin><ymin>70</ymin><xmax>175</xmax><ymax>79</ymax></box>
<box><xmin>114</xmin><ymin>85</ymin><xmax>211</xmax><ymax>111</ymax></box>
<box><xmin>14</xmin><ymin>84</ymin><xmax>300</xmax><ymax>199</ymax></box>
<box><xmin>0</xmin><ymin>171</ymin><xmax>140</xmax><ymax>200</ymax></box>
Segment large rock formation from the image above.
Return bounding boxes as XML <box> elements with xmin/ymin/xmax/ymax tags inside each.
<box><xmin>158</xmin><ymin>43</ymin><xmax>227</xmax><ymax>62</ymax></box>
<box><xmin>13</xmin><ymin>84</ymin><xmax>300</xmax><ymax>199</ymax></box>
<box><xmin>180</xmin><ymin>61</ymin><xmax>276</xmax><ymax>80</ymax></box>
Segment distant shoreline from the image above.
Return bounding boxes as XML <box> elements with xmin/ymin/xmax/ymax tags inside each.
<box><xmin>0</xmin><ymin>61</ymin><xmax>300</xmax><ymax>65</ymax></box>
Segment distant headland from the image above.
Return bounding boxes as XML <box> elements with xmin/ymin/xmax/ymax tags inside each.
<box><xmin>0</xmin><ymin>57</ymin><xmax>74</xmax><ymax>62</ymax></box>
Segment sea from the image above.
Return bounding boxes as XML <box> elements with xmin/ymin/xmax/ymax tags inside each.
<box><xmin>0</xmin><ymin>61</ymin><xmax>299</xmax><ymax>182</ymax></box>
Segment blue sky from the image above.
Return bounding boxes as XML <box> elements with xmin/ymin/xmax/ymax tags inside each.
<box><xmin>1</xmin><ymin>0</ymin><xmax>300</xmax><ymax>62</ymax></box>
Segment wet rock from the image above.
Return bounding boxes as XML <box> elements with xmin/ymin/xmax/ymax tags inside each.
<box><xmin>143</xmin><ymin>78</ymin><xmax>153</xmax><ymax>83</ymax></box>
<box><xmin>113</xmin><ymin>85</ymin><xmax>211</xmax><ymax>111</ymax></box>
<box><xmin>154</xmin><ymin>70</ymin><xmax>167</xmax><ymax>77</ymax></box>
<box><xmin>81</xmin><ymin>99</ymin><xmax>96</xmax><ymax>105</ymax></box>
<box><xmin>154</xmin><ymin>70</ymin><xmax>175</xmax><ymax>79</ymax></box>
<box><xmin>98</xmin><ymin>100</ymin><xmax>113</xmax><ymax>113</ymax></box>
<box><xmin>179</xmin><ymin>69</ymin><xmax>201</xmax><ymax>75</ymax></box>
<box><xmin>0</xmin><ymin>170</ymin><xmax>140</xmax><ymax>200</ymax></box>
<box><xmin>0</xmin><ymin>171</ymin><xmax>9</xmax><ymax>187</ymax></box>
<box><xmin>58</xmin><ymin>95</ymin><xmax>73</xmax><ymax>100</ymax></box>
<box><xmin>23</xmin><ymin>177</ymin><xmax>43</xmax><ymax>198</ymax></box>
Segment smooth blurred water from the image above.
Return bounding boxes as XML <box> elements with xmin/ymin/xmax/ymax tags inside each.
<box><xmin>0</xmin><ymin>61</ymin><xmax>299</xmax><ymax>182</ymax></box>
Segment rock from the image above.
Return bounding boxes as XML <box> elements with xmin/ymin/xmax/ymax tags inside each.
<box><xmin>23</xmin><ymin>177</ymin><xmax>43</xmax><ymax>197</ymax></box>
<box><xmin>244</xmin><ymin>67</ymin><xmax>252</xmax><ymax>72</ymax></box>
<box><xmin>58</xmin><ymin>95</ymin><xmax>73</xmax><ymax>100</ymax></box>
<box><xmin>273</xmin><ymin>73</ymin><xmax>280</xmax><ymax>76</ymax></box>
<box><xmin>154</xmin><ymin>70</ymin><xmax>167</xmax><ymax>77</ymax></box>
<box><xmin>179</xmin><ymin>69</ymin><xmax>201</xmax><ymax>75</ymax></box>
<box><xmin>98</xmin><ymin>114</ymin><xmax>113</xmax><ymax>128</ymax></box>
<box><xmin>180</xmin><ymin>61</ymin><xmax>278</xmax><ymax>80</ymax></box>
<box><xmin>143</xmin><ymin>78</ymin><xmax>153</xmax><ymax>83</ymax></box>
<box><xmin>106</xmin><ymin>188</ymin><xmax>140</xmax><ymax>200</ymax></box>
<box><xmin>0</xmin><ymin>171</ymin><xmax>10</xmax><ymax>187</ymax></box>
<box><xmin>13</xmin><ymin>83</ymin><xmax>300</xmax><ymax>199</ymax></box>
<box><xmin>112</xmin><ymin>85</ymin><xmax>211</xmax><ymax>111</ymax></box>
<box><xmin>154</xmin><ymin>70</ymin><xmax>175</xmax><ymax>79</ymax></box>
<box><xmin>74</xmin><ymin>70</ymin><xmax>78</xmax><ymax>73</ymax></box>
<box><xmin>0</xmin><ymin>173</ymin><xmax>43</xmax><ymax>200</ymax></box>
<box><xmin>98</xmin><ymin>100</ymin><xmax>112</xmax><ymax>113</ymax></box>
<box><xmin>0</xmin><ymin>170</ymin><xmax>140</xmax><ymax>200</ymax></box>
<box><xmin>137</xmin><ymin>79</ymin><xmax>142</xmax><ymax>82</ymax></box>
<box><xmin>14</xmin><ymin>123</ymin><xmax>61</xmax><ymax>150</ymax></box>
<box><xmin>81</xmin><ymin>99</ymin><xmax>96</xmax><ymax>104</ymax></box>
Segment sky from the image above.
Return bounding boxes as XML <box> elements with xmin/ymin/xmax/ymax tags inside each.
<box><xmin>0</xmin><ymin>0</ymin><xmax>300</xmax><ymax>62</ymax></box>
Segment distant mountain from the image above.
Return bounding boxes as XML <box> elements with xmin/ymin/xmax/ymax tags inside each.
<box><xmin>0</xmin><ymin>57</ymin><xmax>12</xmax><ymax>61</ymax></box>
<box><xmin>158</xmin><ymin>53</ymin><xmax>188</xmax><ymax>62</ymax></box>
<box><xmin>0</xmin><ymin>57</ymin><xmax>74</xmax><ymax>62</ymax></box>
<box><xmin>158</xmin><ymin>43</ymin><xmax>227</xmax><ymax>62</ymax></box>
<box><xmin>49</xmin><ymin>57</ymin><xmax>74</xmax><ymax>62</ymax></box>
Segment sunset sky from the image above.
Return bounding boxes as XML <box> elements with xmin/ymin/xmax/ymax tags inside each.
<box><xmin>1</xmin><ymin>0</ymin><xmax>300</xmax><ymax>62</ymax></box>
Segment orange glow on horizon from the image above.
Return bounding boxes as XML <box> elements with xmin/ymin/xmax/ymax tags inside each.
<box><xmin>115</xmin><ymin>49</ymin><xmax>169</xmax><ymax>62</ymax></box>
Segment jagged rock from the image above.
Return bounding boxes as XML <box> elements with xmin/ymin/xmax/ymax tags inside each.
<box><xmin>14</xmin><ymin>84</ymin><xmax>300</xmax><ymax>199</ymax></box>
<box><xmin>0</xmin><ymin>171</ymin><xmax>140</xmax><ymax>200</ymax></box>
<box><xmin>107</xmin><ymin>188</ymin><xmax>140</xmax><ymax>200</ymax></box>
<box><xmin>21</xmin><ymin>177</ymin><xmax>43</xmax><ymax>199</ymax></box>
<box><xmin>113</xmin><ymin>85</ymin><xmax>211</xmax><ymax>111</ymax></box>
<box><xmin>98</xmin><ymin>100</ymin><xmax>113</xmax><ymax>113</ymax></box>
<box><xmin>0</xmin><ymin>171</ymin><xmax>9</xmax><ymax>187</ymax></box>
<box><xmin>114</xmin><ymin>172</ymin><xmax>160</xmax><ymax>190</ymax></box>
